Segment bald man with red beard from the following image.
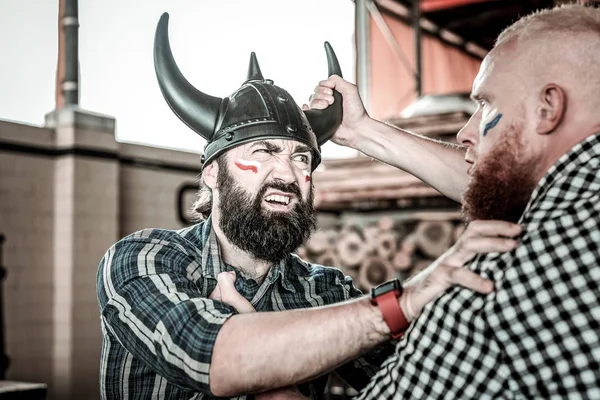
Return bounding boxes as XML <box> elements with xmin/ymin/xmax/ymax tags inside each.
<box><xmin>304</xmin><ymin>3</ymin><xmax>600</xmax><ymax>398</ymax></box>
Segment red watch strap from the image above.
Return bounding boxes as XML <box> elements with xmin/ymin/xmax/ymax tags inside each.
<box><xmin>376</xmin><ymin>291</ymin><xmax>409</xmax><ymax>339</ymax></box>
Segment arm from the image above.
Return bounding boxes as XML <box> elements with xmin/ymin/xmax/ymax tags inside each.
<box><xmin>305</xmin><ymin>75</ymin><xmax>469</xmax><ymax>202</ymax></box>
<box><xmin>350</xmin><ymin>117</ymin><xmax>468</xmax><ymax>202</ymax></box>
<box><xmin>209</xmin><ymin>272</ymin><xmax>309</xmax><ymax>400</ymax></box>
<box><xmin>211</xmin><ymin>295</ymin><xmax>387</xmax><ymax>396</ymax></box>
<box><xmin>210</xmin><ymin>221</ymin><xmax>519</xmax><ymax>397</ymax></box>
<box><xmin>97</xmin><ymin>230</ymin><xmax>237</xmax><ymax>395</ymax></box>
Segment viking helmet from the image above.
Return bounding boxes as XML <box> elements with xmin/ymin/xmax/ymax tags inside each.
<box><xmin>153</xmin><ymin>13</ymin><xmax>343</xmax><ymax>170</ymax></box>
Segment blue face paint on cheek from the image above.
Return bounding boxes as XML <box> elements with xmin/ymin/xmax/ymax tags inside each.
<box><xmin>483</xmin><ymin>113</ymin><xmax>503</xmax><ymax>137</ymax></box>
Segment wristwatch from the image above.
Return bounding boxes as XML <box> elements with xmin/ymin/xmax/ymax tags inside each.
<box><xmin>370</xmin><ymin>278</ymin><xmax>409</xmax><ymax>339</ymax></box>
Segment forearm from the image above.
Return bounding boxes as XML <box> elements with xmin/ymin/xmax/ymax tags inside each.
<box><xmin>209</xmin><ymin>297</ymin><xmax>388</xmax><ymax>397</ymax></box>
<box><xmin>352</xmin><ymin>117</ymin><xmax>469</xmax><ymax>202</ymax></box>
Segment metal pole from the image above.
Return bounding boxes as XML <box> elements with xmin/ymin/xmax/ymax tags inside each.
<box><xmin>63</xmin><ymin>0</ymin><xmax>79</xmax><ymax>105</ymax></box>
<box><xmin>355</xmin><ymin>0</ymin><xmax>371</xmax><ymax>113</ymax></box>
<box><xmin>412</xmin><ymin>0</ymin><xmax>422</xmax><ymax>97</ymax></box>
<box><xmin>0</xmin><ymin>234</ymin><xmax>10</xmax><ymax>379</ymax></box>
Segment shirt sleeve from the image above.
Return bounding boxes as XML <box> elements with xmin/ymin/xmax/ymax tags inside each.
<box><xmin>96</xmin><ymin>229</ymin><xmax>237</xmax><ymax>395</ymax></box>
<box><xmin>486</xmin><ymin>182</ymin><xmax>600</xmax><ymax>397</ymax></box>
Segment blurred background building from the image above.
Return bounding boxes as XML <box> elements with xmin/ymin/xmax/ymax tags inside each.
<box><xmin>1</xmin><ymin>0</ymin><xmax>597</xmax><ymax>398</ymax></box>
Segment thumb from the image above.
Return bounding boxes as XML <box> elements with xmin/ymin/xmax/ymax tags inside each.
<box><xmin>328</xmin><ymin>74</ymin><xmax>352</xmax><ymax>95</ymax></box>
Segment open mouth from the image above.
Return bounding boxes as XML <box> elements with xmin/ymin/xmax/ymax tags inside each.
<box><xmin>263</xmin><ymin>193</ymin><xmax>294</xmax><ymax>210</ymax></box>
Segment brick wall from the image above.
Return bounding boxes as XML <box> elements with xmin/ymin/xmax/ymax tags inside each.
<box><xmin>0</xmin><ymin>146</ymin><xmax>55</xmax><ymax>388</ymax></box>
<box><xmin>0</xmin><ymin>109</ymin><xmax>200</xmax><ymax>399</ymax></box>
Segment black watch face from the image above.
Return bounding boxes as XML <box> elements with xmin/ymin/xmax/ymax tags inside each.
<box><xmin>372</xmin><ymin>279</ymin><xmax>400</xmax><ymax>298</ymax></box>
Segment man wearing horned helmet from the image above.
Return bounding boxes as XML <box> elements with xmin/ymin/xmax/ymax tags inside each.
<box><xmin>96</xmin><ymin>13</ymin><xmax>516</xmax><ymax>399</ymax></box>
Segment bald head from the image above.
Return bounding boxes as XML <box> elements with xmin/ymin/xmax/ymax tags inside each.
<box><xmin>495</xmin><ymin>5</ymin><xmax>600</xmax><ymax>112</ymax></box>
<box><xmin>496</xmin><ymin>4</ymin><xmax>600</xmax><ymax>46</ymax></box>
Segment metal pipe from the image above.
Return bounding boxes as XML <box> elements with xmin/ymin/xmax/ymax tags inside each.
<box><xmin>0</xmin><ymin>234</ymin><xmax>9</xmax><ymax>379</ymax></box>
<box><xmin>63</xmin><ymin>0</ymin><xmax>79</xmax><ymax>105</ymax></box>
<box><xmin>355</xmin><ymin>0</ymin><xmax>371</xmax><ymax>113</ymax></box>
<box><xmin>413</xmin><ymin>0</ymin><xmax>422</xmax><ymax>97</ymax></box>
<box><xmin>366</xmin><ymin>1</ymin><xmax>415</xmax><ymax>79</ymax></box>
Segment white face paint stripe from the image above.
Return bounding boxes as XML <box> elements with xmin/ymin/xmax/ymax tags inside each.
<box><xmin>302</xmin><ymin>169</ymin><xmax>311</xmax><ymax>182</ymax></box>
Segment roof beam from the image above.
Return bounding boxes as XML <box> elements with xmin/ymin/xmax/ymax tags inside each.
<box><xmin>420</xmin><ymin>0</ymin><xmax>496</xmax><ymax>13</ymax></box>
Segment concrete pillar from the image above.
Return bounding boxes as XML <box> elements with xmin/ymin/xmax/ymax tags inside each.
<box><xmin>44</xmin><ymin>106</ymin><xmax>119</xmax><ymax>400</ymax></box>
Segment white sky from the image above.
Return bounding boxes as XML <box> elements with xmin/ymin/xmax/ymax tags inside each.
<box><xmin>0</xmin><ymin>0</ymin><xmax>358</xmax><ymax>158</ymax></box>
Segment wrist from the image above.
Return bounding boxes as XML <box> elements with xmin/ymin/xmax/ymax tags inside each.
<box><xmin>370</xmin><ymin>279</ymin><xmax>409</xmax><ymax>339</ymax></box>
<box><xmin>399</xmin><ymin>291</ymin><xmax>416</xmax><ymax>322</ymax></box>
<box><xmin>352</xmin><ymin>115</ymin><xmax>376</xmax><ymax>146</ymax></box>
<box><xmin>360</xmin><ymin>297</ymin><xmax>391</xmax><ymax>342</ymax></box>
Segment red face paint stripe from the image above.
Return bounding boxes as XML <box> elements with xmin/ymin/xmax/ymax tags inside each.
<box><xmin>303</xmin><ymin>170</ymin><xmax>311</xmax><ymax>182</ymax></box>
<box><xmin>235</xmin><ymin>161</ymin><xmax>258</xmax><ymax>173</ymax></box>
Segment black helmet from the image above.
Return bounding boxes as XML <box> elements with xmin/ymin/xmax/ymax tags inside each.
<box><xmin>153</xmin><ymin>13</ymin><xmax>343</xmax><ymax>170</ymax></box>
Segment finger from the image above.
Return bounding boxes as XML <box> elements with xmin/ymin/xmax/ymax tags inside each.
<box><xmin>308</xmin><ymin>98</ymin><xmax>332</xmax><ymax>110</ymax></box>
<box><xmin>446</xmin><ymin>267</ymin><xmax>494</xmax><ymax>294</ymax></box>
<box><xmin>311</xmin><ymin>91</ymin><xmax>335</xmax><ymax>104</ymax></box>
<box><xmin>463</xmin><ymin>220</ymin><xmax>522</xmax><ymax>238</ymax></box>
<box><xmin>460</xmin><ymin>237</ymin><xmax>518</xmax><ymax>254</ymax></box>
<box><xmin>217</xmin><ymin>271</ymin><xmax>237</xmax><ymax>289</ymax></box>
<box><xmin>302</xmin><ymin>104</ymin><xmax>309</xmax><ymax>111</ymax></box>
<box><xmin>208</xmin><ymin>285</ymin><xmax>221</xmax><ymax>300</ymax></box>
<box><xmin>216</xmin><ymin>272</ymin><xmax>256</xmax><ymax>313</ymax></box>
<box><xmin>317</xmin><ymin>79</ymin><xmax>336</xmax><ymax>89</ymax></box>
<box><xmin>314</xmin><ymin>85</ymin><xmax>333</xmax><ymax>96</ymax></box>
<box><xmin>326</xmin><ymin>75</ymin><xmax>357</xmax><ymax>95</ymax></box>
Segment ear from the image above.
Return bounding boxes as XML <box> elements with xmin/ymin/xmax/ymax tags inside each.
<box><xmin>202</xmin><ymin>160</ymin><xmax>218</xmax><ymax>189</ymax></box>
<box><xmin>536</xmin><ymin>84</ymin><xmax>566</xmax><ymax>135</ymax></box>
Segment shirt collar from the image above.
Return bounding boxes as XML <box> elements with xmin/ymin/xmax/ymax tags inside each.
<box><xmin>265</xmin><ymin>256</ymin><xmax>296</xmax><ymax>292</ymax></box>
<box><xmin>521</xmin><ymin>131</ymin><xmax>600</xmax><ymax>221</ymax></box>
<box><xmin>200</xmin><ymin>216</ymin><xmax>228</xmax><ymax>278</ymax></box>
<box><xmin>200</xmin><ymin>216</ymin><xmax>294</xmax><ymax>291</ymax></box>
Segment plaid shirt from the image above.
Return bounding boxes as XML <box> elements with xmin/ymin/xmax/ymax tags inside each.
<box><xmin>357</xmin><ymin>132</ymin><xmax>600</xmax><ymax>399</ymax></box>
<box><xmin>97</xmin><ymin>218</ymin><xmax>392</xmax><ymax>399</ymax></box>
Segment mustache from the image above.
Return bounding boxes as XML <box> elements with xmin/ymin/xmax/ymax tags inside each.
<box><xmin>258</xmin><ymin>181</ymin><xmax>302</xmax><ymax>198</ymax></box>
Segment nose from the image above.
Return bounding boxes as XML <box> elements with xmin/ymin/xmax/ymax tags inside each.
<box><xmin>270</xmin><ymin>158</ymin><xmax>296</xmax><ymax>184</ymax></box>
<box><xmin>456</xmin><ymin>113</ymin><xmax>480</xmax><ymax>147</ymax></box>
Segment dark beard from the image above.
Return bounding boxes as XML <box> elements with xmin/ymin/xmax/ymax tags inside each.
<box><xmin>461</xmin><ymin>127</ymin><xmax>540</xmax><ymax>223</ymax></box>
<box><xmin>217</xmin><ymin>163</ymin><xmax>316</xmax><ymax>263</ymax></box>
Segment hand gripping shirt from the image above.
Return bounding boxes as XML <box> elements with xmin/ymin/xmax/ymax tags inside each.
<box><xmin>357</xmin><ymin>133</ymin><xmax>600</xmax><ymax>399</ymax></box>
<box><xmin>97</xmin><ymin>218</ymin><xmax>392</xmax><ymax>399</ymax></box>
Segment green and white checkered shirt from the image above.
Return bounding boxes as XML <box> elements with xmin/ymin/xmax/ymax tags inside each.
<box><xmin>97</xmin><ymin>217</ymin><xmax>391</xmax><ymax>399</ymax></box>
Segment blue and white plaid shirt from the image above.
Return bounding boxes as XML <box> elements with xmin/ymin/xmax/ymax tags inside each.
<box><xmin>97</xmin><ymin>217</ymin><xmax>392</xmax><ymax>399</ymax></box>
<box><xmin>357</xmin><ymin>132</ymin><xmax>600</xmax><ymax>399</ymax></box>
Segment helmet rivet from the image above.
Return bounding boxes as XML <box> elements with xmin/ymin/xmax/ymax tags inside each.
<box><xmin>286</xmin><ymin>124</ymin><xmax>298</xmax><ymax>133</ymax></box>
<box><xmin>200</xmin><ymin>155</ymin><xmax>205</xmax><ymax>163</ymax></box>
<box><xmin>265</xmin><ymin>79</ymin><xmax>274</xmax><ymax>84</ymax></box>
<box><xmin>225</xmin><ymin>132</ymin><xmax>234</xmax><ymax>141</ymax></box>
<box><xmin>277</xmin><ymin>95</ymin><xmax>288</xmax><ymax>103</ymax></box>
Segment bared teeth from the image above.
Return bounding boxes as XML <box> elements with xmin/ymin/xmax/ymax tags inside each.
<box><xmin>265</xmin><ymin>194</ymin><xmax>290</xmax><ymax>205</ymax></box>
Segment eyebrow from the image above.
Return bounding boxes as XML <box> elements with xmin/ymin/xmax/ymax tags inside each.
<box><xmin>250</xmin><ymin>141</ymin><xmax>282</xmax><ymax>152</ymax></box>
<box><xmin>293</xmin><ymin>144</ymin><xmax>312</xmax><ymax>154</ymax></box>
<box><xmin>471</xmin><ymin>91</ymin><xmax>493</xmax><ymax>103</ymax></box>
<box><xmin>250</xmin><ymin>141</ymin><xmax>312</xmax><ymax>155</ymax></box>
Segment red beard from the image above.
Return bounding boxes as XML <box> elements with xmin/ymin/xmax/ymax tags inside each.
<box><xmin>461</xmin><ymin>125</ymin><xmax>541</xmax><ymax>223</ymax></box>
